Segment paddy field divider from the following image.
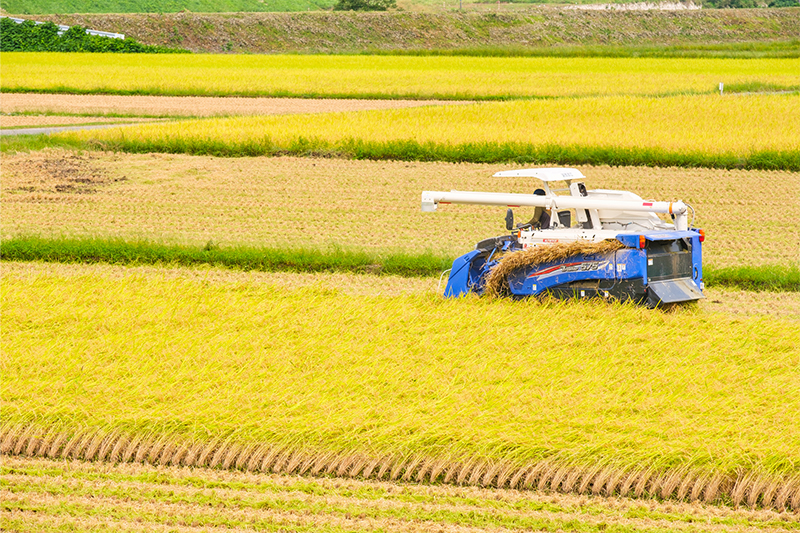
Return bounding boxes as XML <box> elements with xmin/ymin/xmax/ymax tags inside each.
<box><xmin>2</xmin><ymin>236</ymin><xmax>798</xmax><ymax>291</ymax></box>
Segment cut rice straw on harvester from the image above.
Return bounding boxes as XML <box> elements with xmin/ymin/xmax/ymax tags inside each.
<box><xmin>484</xmin><ymin>240</ymin><xmax>625</xmax><ymax>298</ymax></box>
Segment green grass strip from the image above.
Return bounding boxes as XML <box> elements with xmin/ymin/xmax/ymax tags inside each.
<box><xmin>2</xmin><ymin>236</ymin><xmax>797</xmax><ymax>292</ymax></box>
<box><xmin>0</xmin><ymin>85</ymin><xmax>516</xmax><ymax>101</ymax></box>
<box><xmin>335</xmin><ymin>139</ymin><xmax>800</xmax><ymax>171</ymax></box>
<box><xmin>0</xmin><ymin>134</ymin><xmax>87</xmax><ymax>153</ymax></box>
<box><xmin>4</xmin><ymin>84</ymin><xmax>799</xmax><ymax>100</ymax></box>
<box><xmin>4</xmin><ymin>134</ymin><xmax>797</xmax><ymax>171</ymax></box>
<box><xmin>704</xmin><ymin>264</ymin><xmax>800</xmax><ymax>292</ymax></box>
<box><xmin>0</xmin><ymin>236</ymin><xmax>450</xmax><ymax>278</ymax></box>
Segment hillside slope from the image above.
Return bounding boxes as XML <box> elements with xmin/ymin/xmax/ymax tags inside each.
<box><xmin>1</xmin><ymin>0</ymin><xmax>337</xmax><ymax>14</ymax></box>
<box><xmin>20</xmin><ymin>9</ymin><xmax>800</xmax><ymax>53</ymax></box>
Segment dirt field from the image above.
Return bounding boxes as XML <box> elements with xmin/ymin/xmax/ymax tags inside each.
<box><xmin>0</xmin><ymin>93</ymin><xmax>473</xmax><ymax>118</ymax></box>
<box><xmin>4</xmin><ymin>261</ymin><xmax>799</xmax><ymax>319</ymax></box>
<box><xmin>2</xmin><ymin>149</ymin><xmax>798</xmax><ymax>268</ymax></box>
<box><xmin>4</xmin><ymin>456</ymin><xmax>796</xmax><ymax>533</ymax></box>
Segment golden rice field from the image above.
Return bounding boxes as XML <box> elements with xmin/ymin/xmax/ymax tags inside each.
<box><xmin>4</xmin><ymin>52</ymin><xmax>800</xmax><ymax>522</ymax></box>
<box><xmin>3</xmin><ymin>263</ymin><xmax>800</xmax><ymax>511</ymax></box>
<box><xmin>7</xmin><ymin>457</ymin><xmax>797</xmax><ymax>533</ymax></box>
<box><xmin>60</xmin><ymin>93</ymin><xmax>800</xmax><ymax>167</ymax></box>
<box><xmin>3</xmin><ymin>150</ymin><xmax>798</xmax><ymax>268</ymax></box>
<box><xmin>2</xmin><ymin>53</ymin><xmax>799</xmax><ymax>99</ymax></box>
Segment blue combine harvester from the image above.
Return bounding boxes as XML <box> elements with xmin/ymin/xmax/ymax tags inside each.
<box><xmin>422</xmin><ymin>168</ymin><xmax>705</xmax><ymax>307</ymax></box>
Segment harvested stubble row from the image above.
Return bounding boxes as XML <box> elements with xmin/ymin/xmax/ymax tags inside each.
<box><xmin>3</xmin><ymin>423</ymin><xmax>800</xmax><ymax>512</ymax></box>
<box><xmin>2</xmin><ymin>150</ymin><xmax>798</xmax><ymax>268</ymax></box>
<box><xmin>3</xmin><ymin>269</ymin><xmax>800</xmax><ymax>511</ymax></box>
<box><xmin>56</xmin><ymin>94</ymin><xmax>800</xmax><ymax>170</ymax></box>
<box><xmin>2</xmin><ymin>53</ymin><xmax>799</xmax><ymax>99</ymax></box>
<box><xmin>7</xmin><ymin>457</ymin><xmax>796</xmax><ymax>533</ymax></box>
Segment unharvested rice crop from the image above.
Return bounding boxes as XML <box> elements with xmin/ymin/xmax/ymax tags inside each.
<box><xmin>0</xmin><ymin>93</ymin><xmax>473</xmax><ymax>118</ymax></box>
<box><xmin>3</xmin><ymin>265</ymin><xmax>800</xmax><ymax>509</ymax></box>
<box><xmin>4</xmin><ymin>457</ymin><xmax>798</xmax><ymax>533</ymax></box>
<box><xmin>3</xmin><ymin>261</ymin><xmax>799</xmax><ymax>318</ymax></box>
<box><xmin>3</xmin><ymin>150</ymin><xmax>798</xmax><ymax>268</ymax></box>
<box><xmin>59</xmin><ymin>94</ymin><xmax>800</xmax><ymax>169</ymax></box>
<box><xmin>2</xmin><ymin>53</ymin><xmax>798</xmax><ymax>99</ymax></box>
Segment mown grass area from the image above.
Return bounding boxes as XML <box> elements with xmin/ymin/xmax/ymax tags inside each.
<box><xmin>48</xmin><ymin>94</ymin><xmax>800</xmax><ymax>171</ymax></box>
<box><xmin>3</xmin><ymin>269</ymin><xmax>800</xmax><ymax>508</ymax></box>
<box><xmin>5</xmin><ymin>457</ymin><xmax>796</xmax><ymax>533</ymax></box>
<box><xmin>2</xmin><ymin>53</ymin><xmax>799</xmax><ymax>99</ymax></box>
<box><xmin>2</xmin><ymin>236</ymin><xmax>799</xmax><ymax>292</ymax></box>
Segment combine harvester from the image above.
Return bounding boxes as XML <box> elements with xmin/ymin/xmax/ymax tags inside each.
<box><xmin>422</xmin><ymin>168</ymin><xmax>705</xmax><ymax>307</ymax></box>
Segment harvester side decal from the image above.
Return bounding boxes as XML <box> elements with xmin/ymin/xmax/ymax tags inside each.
<box><xmin>527</xmin><ymin>260</ymin><xmax>609</xmax><ymax>280</ymax></box>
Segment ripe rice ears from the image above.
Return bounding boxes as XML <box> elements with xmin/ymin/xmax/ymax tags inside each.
<box><xmin>484</xmin><ymin>240</ymin><xmax>624</xmax><ymax>298</ymax></box>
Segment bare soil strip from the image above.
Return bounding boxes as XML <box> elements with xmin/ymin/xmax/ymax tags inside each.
<box><xmin>3</xmin><ymin>261</ymin><xmax>798</xmax><ymax>319</ymax></box>
<box><xmin>0</xmin><ymin>93</ymin><xmax>473</xmax><ymax>118</ymax></box>
<box><xmin>4</xmin><ymin>457</ymin><xmax>796</xmax><ymax>532</ymax></box>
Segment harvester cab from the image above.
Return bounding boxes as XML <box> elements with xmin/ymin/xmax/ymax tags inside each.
<box><xmin>422</xmin><ymin>168</ymin><xmax>705</xmax><ymax>307</ymax></box>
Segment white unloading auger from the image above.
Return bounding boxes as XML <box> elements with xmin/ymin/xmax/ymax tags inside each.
<box><xmin>421</xmin><ymin>190</ymin><xmax>690</xmax><ymax>231</ymax></box>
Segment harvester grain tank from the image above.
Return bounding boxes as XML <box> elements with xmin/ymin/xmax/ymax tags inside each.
<box><xmin>421</xmin><ymin>168</ymin><xmax>705</xmax><ymax>307</ymax></box>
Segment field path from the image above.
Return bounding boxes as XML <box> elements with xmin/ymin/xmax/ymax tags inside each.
<box><xmin>3</xmin><ymin>457</ymin><xmax>797</xmax><ymax>533</ymax></box>
<box><xmin>0</xmin><ymin>123</ymin><xmax>142</xmax><ymax>136</ymax></box>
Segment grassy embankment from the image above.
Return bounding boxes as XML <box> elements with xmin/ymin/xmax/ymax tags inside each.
<box><xmin>3</xmin><ymin>269</ymin><xmax>800</xmax><ymax>510</ymax></box>
<box><xmin>0</xmin><ymin>0</ymin><xmax>336</xmax><ymax>14</ymax></box>
<box><xmin>3</xmin><ymin>53</ymin><xmax>799</xmax><ymax>99</ymax></box>
<box><xmin>44</xmin><ymin>93</ymin><xmax>800</xmax><ymax>170</ymax></box>
<box><xmin>15</xmin><ymin>10</ymin><xmax>800</xmax><ymax>55</ymax></box>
